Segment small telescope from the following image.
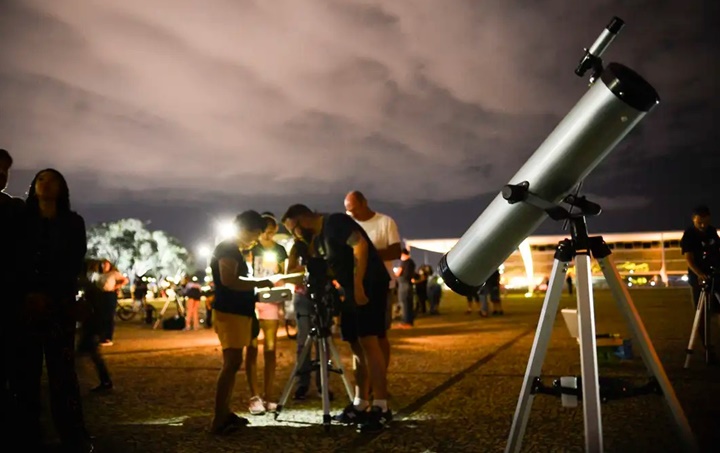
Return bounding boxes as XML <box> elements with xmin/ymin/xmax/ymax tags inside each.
<box><xmin>575</xmin><ymin>17</ymin><xmax>625</xmax><ymax>83</ymax></box>
<box><xmin>438</xmin><ymin>16</ymin><xmax>659</xmax><ymax>295</ymax></box>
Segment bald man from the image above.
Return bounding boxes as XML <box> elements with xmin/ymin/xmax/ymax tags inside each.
<box><xmin>344</xmin><ymin>191</ymin><xmax>401</xmax><ymax>369</ymax></box>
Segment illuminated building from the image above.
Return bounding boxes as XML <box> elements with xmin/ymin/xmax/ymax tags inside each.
<box><xmin>407</xmin><ymin>231</ymin><xmax>688</xmax><ymax>292</ymax></box>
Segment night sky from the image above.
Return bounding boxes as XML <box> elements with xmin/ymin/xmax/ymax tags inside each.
<box><xmin>1</xmin><ymin>0</ymin><xmax>718</xmax><ymax>250</ymax></box>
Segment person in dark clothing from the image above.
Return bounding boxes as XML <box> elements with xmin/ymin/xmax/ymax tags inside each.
<box><xmin>425</xmin><ymin>266</ymin><xmax>443</xmax><ymax>315</ymax></box>
<box><xmin>286</xmin><ymin>239</ymin><xmax>322</xmax><ymax>399</ymax></box>
<box><xmin>204</xmin><ymin>283</ymin><xmax>215</xmax><ymax>328</ymax></box>
<box><xmin>0</xmin><ymin>148</ymin><xmax>25</xmax><ymax>437</ymax></box>
<box><xmin>16</xmin><ymin>169</ymin><xmax>93</xmax><ymax>452</ymax></box>
<box><xmin>77</xmin><ymin>259</ymin><xmax>113</xmax><ymax>392</ymax></box>
<box><xmin>681</xmin><ymin>206</ymin><xmax>720</xmax><ymax>307</ymax></box>
<box><xmin>209</xmin><ymin>210</ymin><xmax>280</xmax><ymax>435</ymax></box>
<box><xmin>566</xmin><ymin>275</ymin><xmax>574</xmax><ymax>295</ymax></box>
<box><xmin>395</xmin><ymin>248</ymin><xmax>416</xmax><ymax>327</ymax></box>
<box><xmin>282</xmin><ymin>204</ymin><xmax>392</xmax><ymax>433</ymax></box>
<box><xmin>132</xmin><ymin>276</ymin><xmax>153</xmax><ymax>324</ymax></box>
<box><xmin>486</xmin><ymin>269</ymin><xmax>504</xmax><ymax>315</ymax></box>
<box><xmin>413</xmin><ymin>265</ymin><xmax>428</xmax><ymax>315</ymax></box>
<box><xmin>465</xmin><ymin>290</ymin><xmax>482</xmax><ymax>315</ymax></box>
<box><xmin>680</xmin><ymin>205</ymin><xmax>720</xmax><ymax>359</ymax></box>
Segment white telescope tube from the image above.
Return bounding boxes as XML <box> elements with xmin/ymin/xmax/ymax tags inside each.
<box><xmin>439</xmin><ymin>62</ymin><xmax>659</xmax><ymax>295</ymax></box>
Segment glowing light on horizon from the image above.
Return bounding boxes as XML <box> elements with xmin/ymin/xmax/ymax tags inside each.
<box><xmin>518</xmin><ymin>239</ymin><xmax>534</xmax><ymax>296</ymax></box>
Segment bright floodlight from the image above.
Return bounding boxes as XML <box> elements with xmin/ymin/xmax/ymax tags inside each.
<box><xmin>197</xmin><ymin>244</ymin><xmax>211</xmax><ymax>259</ymax></box>
<box><xmin>439</xmin><ymin>52</ymin><xmax>659</xmax><ymax>295</ymax></box>
<box><xmin>216</xmin><ymin>219</ymin><xmax>237</xmax><ymax>241</ymax></box>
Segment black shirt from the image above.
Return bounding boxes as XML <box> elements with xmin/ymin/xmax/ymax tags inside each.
<box><xmin>24</xmin><ymin>211</ymin><xmax>87</xmax><ymax>300</ymax></box>
<box><xmin>133</xmin><ymin>279</ymin><xmax>148</xmax><ymax>299</ymax></box>
<box><xmin>486</xmin><ymin>270</ymin><xmax>501</xmax><ymax>288</ymax></box>
<box><xmin>681</xmin><ymin>225</ymin><xmax>720</xmax><ymax>284</ymax></box>
<box><xmin>398</xmin><ymin>259</ymin><xmax>416</xmax><ymax>286</ymax></box>
<box><xmin>0</xmin><ymin>193</ymin><xmax>25</xmax><ymax>290</ymax></box>
<box><xmin>184</xmin><ymin>282</ymin><xmax>202</xmax><ymax>300</ymax></box>
<box><xmin>210</xmin><ymin>239</ymin><xmax>256</xmax><ymax>316</ymax></box>
<box><xmin>312</xmin><ymin>213</ymin><xmax>390</xmax><ymax>298</ymax></box>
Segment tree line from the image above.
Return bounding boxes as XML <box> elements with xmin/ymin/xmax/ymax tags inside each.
<box><xmin>86</xmin><ymin>218</ymin><xmax>194</xmax><ymax>283</ymax></box>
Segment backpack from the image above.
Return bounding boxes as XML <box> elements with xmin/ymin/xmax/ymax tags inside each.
<box><xmin>162</xmin><ymin>315</ymin><xmax>186</xmax><ymax>330</ymax></box>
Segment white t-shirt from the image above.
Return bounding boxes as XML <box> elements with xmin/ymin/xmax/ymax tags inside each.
<box><xmin>95</xmin><ymin>270</ymin><xmax>124</xmax><ymax>292</ymax></box>
<box><xmin>354</xmin><ymin>212</ymin><xmax>401</xmax><ymax>288</ymax></box>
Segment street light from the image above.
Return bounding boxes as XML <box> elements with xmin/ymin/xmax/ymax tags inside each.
<box><xmin>197</xmin><ymin>244</ymin><xmax>212</xmax><ymax>260</ymax></box>
<box><xmin>215</xmin><ymin>219</ymin><xmax>237</xmax><ymax>243</ymax></box>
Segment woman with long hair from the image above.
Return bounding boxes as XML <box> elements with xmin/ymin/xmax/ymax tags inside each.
<box><xmin>17</xmin><ymin>169</ymin><xmax>93</xmax><ymax>451</ymax></box>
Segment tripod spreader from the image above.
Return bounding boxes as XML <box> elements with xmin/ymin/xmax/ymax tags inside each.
<box><xmin>531</xmin><ymin>376</ymin><xmax>663</xmax><ymax>405</ymax></box>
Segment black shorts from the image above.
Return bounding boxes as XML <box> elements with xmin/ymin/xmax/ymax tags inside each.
<box><xmin>340</xmin><ymin>287</ymin><xmax>388</xmax><ymax>342</ymax></box>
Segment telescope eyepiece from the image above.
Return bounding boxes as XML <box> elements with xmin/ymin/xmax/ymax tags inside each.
<box><xmin>606</xmin><ymin>17</ymin><xmax>625</xmax><ymax>34</ymax></box>
<box><xmin>576</xmin><ymin>16</ymin><xmax>626</xmax><ymax>80</ymax></box>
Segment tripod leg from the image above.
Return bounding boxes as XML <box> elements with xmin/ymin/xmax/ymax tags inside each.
<box><xmin>684</xmin><ymin>293</ymin><xmax>705</xmax><ymax>369</ymax></box>
<box><xmin>598</xmin><ymin>256</ymin><xmax>698</xmax><ymax>452</ymax></box>
<box><xmin>153</xmin><ymin>298</ymin><xmax>172</xmax><ymax>329</ymax></box>
<box><xmin>318</xmin><ymin>337</ymin><xmax>332</xmax><ymax>429</ymax></box>
<box><xmin>575</xmin><ymin>254</ymin><xmax>603</xmax><ymax>453</ymax></box>
<box><xmin>505</xmin><ymin>259</ymin><xmax>568</xmax><ymax>453</ymax></box>
<box><xmin>275</xmin><ymin>330</ymin><xmax>315</xmax><ymax>417</ymax></box>
<box><xmin>703</xmin><ymin>287</ymin><xmax>712</xmax><ymax>364</ymax></box>
<box><xmin>327</xmin><ymin>336</ymin><xmax>354</xmax><ymax>402</ymax></box>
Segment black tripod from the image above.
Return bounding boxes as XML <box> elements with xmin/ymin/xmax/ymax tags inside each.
<box><xmin>684</xmin><ymin>272</ymin><xmax>720</xmax><ymax>368</ymax></box>
<box><xmin>275</xmin><ymin>294</ymin><xmax>353</xmax><ymax>431</ymax></box>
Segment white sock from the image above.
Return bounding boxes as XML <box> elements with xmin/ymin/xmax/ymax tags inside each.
<box><xmin>373</xmin><ymin>399</ymin><xmax>388</xmax><ymax>412</ymax></box>
<box><xmin>353</xmin><ymin>397</ymin><xmax>369</xmax><ymax>411</ymax></box>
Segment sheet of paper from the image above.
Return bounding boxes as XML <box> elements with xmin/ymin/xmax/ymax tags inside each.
<box><xmin>266</xmin><ymin>272</ymin><xmax>306</xmax><ymax>284</ymax></box>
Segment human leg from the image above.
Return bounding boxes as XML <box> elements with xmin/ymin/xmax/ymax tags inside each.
<box><xmin>211</xmin><ymin>311</ymin><xmax>253</xmax><ymax>433</ymax></box>
<box><xmin>260</xmin><ymin>319</ymin><xmax>279</xmax><ymax>405</ymax></box>
<box><xmin>44</xmin><ymin>315</ymin><xmax>89</xmax><ymax>446</ymax></box>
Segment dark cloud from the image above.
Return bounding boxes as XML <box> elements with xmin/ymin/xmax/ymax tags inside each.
<box><xmin>1</xmin><ymin>0</ymin><xmax>718</xmax><ymax>244</ymax></box>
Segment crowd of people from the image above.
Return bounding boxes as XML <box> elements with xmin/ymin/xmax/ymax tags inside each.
<box><xmin>208</xmin><ymin>194</ymin><xmax>403</xmax><ymax>435</ymax></box>
<box><xmin>4</xmin><ymin>142</ymin><xmax>718</xmax><ymax>449</ymax></box>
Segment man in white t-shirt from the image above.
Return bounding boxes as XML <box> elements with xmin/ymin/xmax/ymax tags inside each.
<box><xmin>344</xmin><ymin>190</ymin><xmax>401</xmax><ymax>370</ymax></box>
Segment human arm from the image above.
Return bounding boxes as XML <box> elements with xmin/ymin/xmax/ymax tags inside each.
<box><xmin>219</xmin><ymin>257</ymin><xmax>273</xmax><ymax>291</ymax></box>
<box><xmin>347</xmin><ymin>230</ymin><xmax>369</xmax><ymax>304</ymax></box>
<box><xmin>277</xmin><ymin>244</ymin><xmax>288</xmax><ymax>275</ymax></box>
<box><xmin>113</xmin><ymin>271</ymin><xmax>130</xmax><ymax>290</ymax></box>
<box><xmin>376</xmin><ymin>217</ymin><xmax>402</xmax><ymax>261</ymax></box>
<box><xmin>324</xmin><ymin>214</ymin><xmax>369</xmax><ymax>305</ymax></box>
<box><xmin>684</xmin><ymin>253</ymin><xmax>709</xmax><ymax>282</ymax></box>
<box><xmin>287</xmin><ymin>241</ymin><xmax>307</xmax><ymax>274</ymax></box>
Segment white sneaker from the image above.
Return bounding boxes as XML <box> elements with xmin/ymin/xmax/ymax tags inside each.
<box><xmin>265</xmin><ymin>401</ymin><xmax>278</xmax><ymax>413</ymax></box>
<box><xmin>249</xmin><ymin>396</ymin><xmax>265</xmax><ymax>415</ymax></box>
